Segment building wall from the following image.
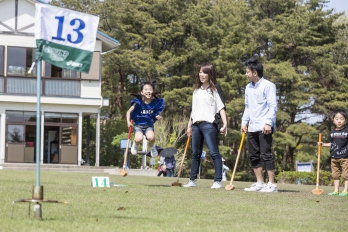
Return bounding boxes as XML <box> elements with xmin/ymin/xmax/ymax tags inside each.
<box><xmin>0</xmin><ymin>0</ymin><xmax>16</xmax><ymax>32</ymax></box>
<box><xmin>0</xmin><ymin>34</ymin><xmax>36</xmax><ymax>75</ymax></box>
<box><xmin>0</xmin><ymin>33</ymin><xmax>103</xmax><ymax>99</ymax></box>
<box><xmin>0</xmin><ymin>101</ymin><xmax>101</xmax><ymax>164</ymax></box>
<box><xmin>18</xmin><ymin>0</ymin><xmax>36</xmax><ymax>33</ymax></box>
<box><xmin>0</xmin><ymin>0</ymin><xmax>113</xmax><ymax>166</ymax></box>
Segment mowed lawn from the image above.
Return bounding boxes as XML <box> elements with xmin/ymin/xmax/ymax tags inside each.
<box><xmin>0</xmin><ymin>169</ymin><xmax>347</xmax><ymax>232</ymax></box>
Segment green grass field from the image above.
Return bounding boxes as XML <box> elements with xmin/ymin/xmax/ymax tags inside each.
<box><xmin>0</xmin><ymin>169</ymin><xmax>347</xmax><ymax>232</ymax></box>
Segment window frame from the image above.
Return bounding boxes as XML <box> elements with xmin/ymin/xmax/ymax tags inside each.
<box><xmin>6</xmin><ymin>46</ymin><xmax>36</xmax><ymax>77</ymax></box>
<box><xmin>42</xmin><ymin>61</ymin><xmax>81</xmax><ymax>79</ymax></box>
<box><xmin>44</xmin><ymin>112</ymin><xmax>78</xmax><ymax>123</ymax></box>
<box><xmin>6</xmin><ymin>46</ymin><xmax>80</xmax><ymax>79</ymax></box>
<box><xmin>0</xmin><ymin>45</ymin><xmax>4</xmax><ymax>76</ymax></box>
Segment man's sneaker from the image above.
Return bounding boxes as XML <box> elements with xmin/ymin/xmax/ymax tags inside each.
<box><xmin>259</xmin><ymin>182</ymin><xmax>278</xmax><ymax>192</ymax></box>
<box><xmin>211</xmin><ymin>181</ymin><xmax>222</xmax><ymax>189</ymax></box>
<box><xmin>150</xmin><ymin>146</ymin><xmax>158</xmax><ymax>157</ymax></box>
<box><xmin>131</xmin><ymin>142</ymin><xmax>137</xmax><ymax>155</ymax></box>
<box><xmin>328</xmin><ymin>191</ymin><xmax>339</xmax><ymax>196</ymax></box>
<box><xmin>339</xmin><ymin>191</ymin><xmax>348</xmax><ymax>196</ymax></box>
<box><xmin>183</xmin><ymin>180</ymin><xmax>197</xmax><ymax>187</ymax></box>
<box><xmin>244</xmin><ymin>182</ymin><xmax>266</xmax><ymax>192</ymax></box>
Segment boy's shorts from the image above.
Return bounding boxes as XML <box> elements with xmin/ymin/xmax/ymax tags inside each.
<box><xmin>134</xmin><ymin>124</ymin><xmax>154</xmax><ymax>135</ymax></box>
<box><xmin>331</xmin><ymin>157</ymin><xmax>348</xmax><ymax>180</ymax></box>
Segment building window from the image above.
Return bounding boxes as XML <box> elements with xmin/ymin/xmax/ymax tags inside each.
<box><xmin>0</xmin><ymin>77</ymin><xmax>4</xmax><ymax>93</ymax></box>
<box><xmin>7</xmin><ymin>47</ymin><xmax>35</xmax><ymax>77</ymax></box>
<box><xmin>0</xmin><ymin>46</ymin><xmax>4</xmax><ymax>93</ymax></box>
<box><xmin>5</xmin><ymin>46</ymin><xmax>81</xmax><ymax>96</ymax></box>
<box><xmin>7</xmin><ymin>46</ymin><xmax>79</xmax><ymax>79</ymax></box>
<box><xmin>7</xmin><ymin>125</ymin><xmax>24</xmax><ymax>143</ymax></box>
<box><xmin>44</xmin><ymin>113</ymin><xmax>78</xmax><ymax>123</ymax></box>
<box><xmin>6</xmin><ymin>111</ymin><xmax>24</xmax><ymax>122</ymax></box>
<box><xmin>62</xmin><ymin>113</ymin><xmax>78</xmax><ymax>123</ymax></box>
<box><xmin>0</xmin><ymin>46</ymin><xmax>4</xmax><ymax>76</ymax></box>
<box><xmin>6</xmin><ymin>111</ymin><xmax>37</xmax><ymax>143</ymax></box>
<box><xmin>24</xmin><ymin>112</ymin><xmax>37</xmax><ymax>122</ymax></box>
<box><xmin>43</xmin><ymin>61</ymin><xmax>51</xmax><ymax>77</ymax></box>
<box><xmin>43</xmin><ymin>61</ymin><xmax>79</xmax><ymax>78</ymax></box>
<box><xmin>51</xmin><ymin>66</ymin><xmax>78</xmax><ymax>78</ymax></box>
<box><xmin>62</xmin><ymin>126</ymin><xmax>77</xmax><ymax>145</ymax></box>
<box><xmin>44</xmin><ymin>113</ymin><xmax>62</xmax><ymax>123</ymax></box>
<box><xmin>6</xmin><ymin>110</ymin><xmax>37</xmax><ymax>122</ymax></box>
<box><xmin>7</xmin><ymin>47</ymin><xmax>25</xmax><ymax>76</ymax></box>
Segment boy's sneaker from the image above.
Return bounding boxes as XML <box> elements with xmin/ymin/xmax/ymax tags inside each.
<box><xmin>259</xmin><ymin>182</ymin><xmax>278</xmax><ymax>192</ymax></box>
<box><xmin>183</xmin><ymin>180</ymin><xmax>197</xmax><ymax>187</ymax></box>
<box><xmin>339</xmin><ymin>191</ymin><xmax>348</xmax><ymax>196</ymax></box>
<box><xmin>244</xmin><ymin>182</ymin><xmax>266</xmax><ymax>192</ymax></box>
<box><xmin>328</xmin><ymin>191</ymin><xmax>339</xmax><ymax>196</ymax></box>
<box><xmin>131</xmin><ymin>142</ymin><xmax>137</xmax><ymax>155</ymax></box>
<box><xmin>150</xmin><ymin>146</ymin><xmax>158</xmax><ymax>157</ymax></box>
<box><xmin>211</xmin><ymin>181</ymin><xmax>222</xmax><ymax>189</ymax></box>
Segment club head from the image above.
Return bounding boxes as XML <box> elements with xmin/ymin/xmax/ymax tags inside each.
<box><xmin>311</xmin><ymin>189</ymin><xmax>324</xmax><ymax>195</ymax></box>
<box><xmin>171</xmin><ymin>182</ymin><xmax>182</xmax><ymax>187</ymax></box>
<box><xmin>225</xmin><ymin>184</ymin><xmax>235</xmax><ymax>191</ymax></box>
<box><xmin>118</xmin><ymin>170</ymin><xmax>128</xmax><ymax>177</ymax></box>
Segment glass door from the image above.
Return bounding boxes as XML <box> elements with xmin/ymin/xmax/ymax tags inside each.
<box><xmin>60</xmin><ymin>126</ymin><xmax>78</xmax><ymax>164</ymax></box>
<box><xmin>24</xmin><ymin>125</ymin><xmax>36</xmax><ymax>163</ymax></box>
<box><xmin>44</xmin><ymin>126</ymin><xmax>60</xmax><ymax>163</ymax></box>
<box><xmin>6</xmin><ymin>124</ymin><xmax>25</xmax><ymax>162</ymax></box>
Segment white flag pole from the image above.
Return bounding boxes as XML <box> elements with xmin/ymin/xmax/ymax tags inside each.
<box><xmin>35</xmin><ymin>56</ymin><xmax>41</xmax><ymax>188</ymax></box>
<box><xmin>32</xmin><ymin>52</ymin><xmax>43</xmax><ymax>206</ymax></box>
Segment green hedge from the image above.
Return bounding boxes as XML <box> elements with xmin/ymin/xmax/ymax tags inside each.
<box><xmin>276</xmin><ymin>171</ymin><xmax>338</xmax><ymax>186</ymax></box>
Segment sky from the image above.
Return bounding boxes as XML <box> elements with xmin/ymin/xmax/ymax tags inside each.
<box><xmin>325</xmin><ymin>0</ymin><xmax>348</xmax><ymax>14</ymax></box>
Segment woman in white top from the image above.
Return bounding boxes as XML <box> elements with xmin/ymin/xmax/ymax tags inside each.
<box><xmin>183</xmin><ymin>63</ymin><xmax>227</xmax><ymax>189</ymax></box>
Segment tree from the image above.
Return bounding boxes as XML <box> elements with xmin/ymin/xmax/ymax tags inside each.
<box><xmin>248</xmin><ymin>0</ymin><xmax>340</xmax><ymax>170</ymax></box>
<box><xmin>51</xmin><ymin>0</ymin><xmax>348</xmax><ymax>176</ymax></box>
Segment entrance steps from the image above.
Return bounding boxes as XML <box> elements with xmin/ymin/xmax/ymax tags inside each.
<box><xmin>0</xmin><ymin>163</ymin><xmax>158</xmax><ymax>176</ymax></box>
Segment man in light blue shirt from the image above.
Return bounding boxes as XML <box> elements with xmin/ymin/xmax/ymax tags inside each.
<box><xmin>241</xmin><ymin>58</ymin><xmax>278</xmax><ymax>193</ymax></box>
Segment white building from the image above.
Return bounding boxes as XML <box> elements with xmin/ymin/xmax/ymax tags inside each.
<box><xmin>0</xmin><ymin>0</ymin><xmax>119</xmax><ymax>166</ymax></box>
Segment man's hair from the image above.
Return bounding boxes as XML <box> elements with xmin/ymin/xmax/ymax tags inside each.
<box><xmin>332</xmin><ymin>109</ymin><xmax>347</xmax><ymax>120</ymax></box>
<box><xmin>243</xmin><ymin>58</ymin><xmax>263</xmax><ymax>78</ymax></box>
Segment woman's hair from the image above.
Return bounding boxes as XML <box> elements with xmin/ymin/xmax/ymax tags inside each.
<box><xmin>332</xmin><ymin>109</ymin><xmax>347</xmax><ymax>120</ymax></box>
<box><xmin>194</xmin><ymin>62</ymin><xmax>217</xmax><ymax>92</ymax></box>
<box><xmin>131</xmin><ymin>81</ymin><xmax>161</xmax><ymax>99</ymax></box>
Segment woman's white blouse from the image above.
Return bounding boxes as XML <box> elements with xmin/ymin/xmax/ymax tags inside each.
<box><xmin>191</xmin><ymin>87</ymin><xmax>224</xmax><ymax>124</ymax></box>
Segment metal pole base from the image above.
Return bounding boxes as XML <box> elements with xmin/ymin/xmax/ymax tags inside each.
<box><xmin>11</xmin><ymin>199</ymin><xmax>71</xmax><ymax>220</ymax></box>
<box><xmin>33</xmin><ymin>203</ymin><xmax>42</xmax><ymax>219</ymax></box>
<box><xmin>32</xmin><ymin>185</ymin><xmax>44</xmax><ymax>200</ymax></box>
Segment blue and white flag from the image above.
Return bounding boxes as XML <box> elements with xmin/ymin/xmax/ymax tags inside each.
<box><xmin>35</xmin><ymin>4</ymin><xmax>99</xmax><ymax>73</ymax></box>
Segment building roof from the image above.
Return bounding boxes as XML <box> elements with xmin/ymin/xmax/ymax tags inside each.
<box><xmin>26</xmin><ymin>0</ymin><xmax>46</xmax><ymax>4</ymax></box>
<box><xmin>97</xmin><ymin>31</ymin><xmax>121</xmax><ymax>52</ymax></box>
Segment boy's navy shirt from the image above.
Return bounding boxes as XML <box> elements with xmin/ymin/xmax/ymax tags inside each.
<box><xmin>329</xmin><ymin>127</ymin><xmax>348</xmax><ymax>159</ymax></box>
<box><xmin>130</xmin><ymin>97</ymin><xmax>165</xmax><ymax>127</ymax></box>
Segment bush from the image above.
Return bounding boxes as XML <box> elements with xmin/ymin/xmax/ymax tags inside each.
<box><xmin>276</xmin><ymin>171</ymin><xmax>338</xmax><ymax>186</ymax></box>
<box><xmin>234</xmin><ymin>170</ymin><xmax>255</xmax><ymax>182</ymax></box>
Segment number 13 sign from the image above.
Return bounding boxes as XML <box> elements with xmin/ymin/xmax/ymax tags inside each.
<box><xmin>35</xmin><ymin>3</ymin><xmax>99</xmax><ymax>73</ymax></box>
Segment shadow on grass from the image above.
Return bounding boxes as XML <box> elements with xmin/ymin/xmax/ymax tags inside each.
<box><xmin>278</xmin><ymin>189</ymin><xmax>300</xmax><ymax>193</ymax></box>
<box><xmin>99</xmin><ymin>215</ymin><xmax>152</xmax><ymax>220</ymax></box>
<box><xmin>144</xmin><ymin>184</ymin><xmax>172</xmax><ymax>188</ymax></box>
